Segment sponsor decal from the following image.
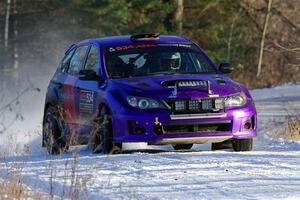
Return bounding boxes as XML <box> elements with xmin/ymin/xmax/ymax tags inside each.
<box><xmin>108</xmin><ymin>44</ymin><xmax>158</xmax><ymax>52</ymax></box>
<box><xmin>209</xmin><ymin>94</ymin><xmax>220</xmax><ymax>98</ymax></box>
<box><xmin>158</xmin><ymin>43</ymin><xmax>192</xmax><ymax>48</ymax></box>
<box><xmin>79</xmin><ymin>90</ymin><xmax>94</xmax><ymax>114</ymax></box>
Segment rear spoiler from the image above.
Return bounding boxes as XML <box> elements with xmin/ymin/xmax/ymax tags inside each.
<box><xmin>130</xmin><ymin>33</ymin><xmax>160</xmax><ymax>41</ymax></box>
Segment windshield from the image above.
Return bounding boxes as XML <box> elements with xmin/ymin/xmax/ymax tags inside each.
<box><xmin>104</xmin><ymin>43</ymin><xmax>216</xmax><ymax>78</ymax></box>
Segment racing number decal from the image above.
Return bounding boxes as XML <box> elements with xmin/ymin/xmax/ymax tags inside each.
<box><xmin>79</xmin><ymin>90</ymin><xmax>94</xmax><ymax>114</ymax></box>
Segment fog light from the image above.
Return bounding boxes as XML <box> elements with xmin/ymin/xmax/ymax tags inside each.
<box><xmin>244</xmin><ymin>122</ymin><xmax>251</xmax><ymax>130</ymax></box>
<box><xmin>153</xmin><ymin>125</ymin><xmax>163</xmax><ymax>135</ymax></box>
<box><xmin>215</xmin><ymin>98</ymin><xmax>224</xmax><ymax>109</ymax></box>
<box><xmin>188</xmin><ymin>100</ymin><xmax>199</xmax><ymax>110</ymax></box>
<box><xmin>135</xmin><ymin>127</ymin><xmax>145</xmax><ymax>135</ymax></box>
<box><xmin>175</xmin><ymin>101</ymin><xmax>185</xmax><ymax>111</ymax></box>
<box><xmin>128</xmin><ymin>121</ymin><xmax>146</xmax><ymax>135</ymax></box>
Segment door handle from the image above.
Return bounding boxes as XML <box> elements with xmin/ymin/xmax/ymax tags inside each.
<box><xmin>56</xmin><ymin>82</ymin><xmax>63</xmax><ymax>89</ymax></box>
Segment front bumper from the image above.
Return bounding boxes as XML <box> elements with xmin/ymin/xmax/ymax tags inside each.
<box><xmin>112</xmin><ymin>105</ymin><xmax>257</xmax><ymax>144</ymax></box>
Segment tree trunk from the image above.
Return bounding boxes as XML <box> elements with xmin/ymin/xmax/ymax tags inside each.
<box><xmin>174</xmin><ymin>0</ymin><xmax>184</xmax><ymax>34</ymax></box>
<box><xmin>227</xmin><ymin>9</ymin><xmax>241</xmax><ymax>61</ymax></box>
<box><xmin>257</xmin><ymin>0</ymin><xmax>272</xmax><ymax>77</ymax></box>
<box><xmin>12</xmin><ymin>0</ymin><xmax>19</xmax><ymax>85</ymax></box>
<box><xmin>4</xmin><ymin>0</ymin><xmax>11</xmax><ymax>51</ymax></box>
<box><xmin>13</xmin><ymin>0</ymin><xmax>18</xmax><ymax>70</ymax></box>
<box><xmin>164</xmin><ymin>0</ymin><xmax>184</xmax><ymax>34</ymax></box>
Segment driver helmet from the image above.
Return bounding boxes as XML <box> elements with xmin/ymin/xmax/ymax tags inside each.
<box><xmin>160</xmin><ymin>52</ymin><xmax>181</xmax><ymax>70</ymax></box>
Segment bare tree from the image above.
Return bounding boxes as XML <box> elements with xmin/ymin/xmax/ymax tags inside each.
<box><xmin>13</xmin><ymin>0</ymin><xmax>18</xmax><ymax>70</ymax></box>
<box><xmin>164</xmin><ymin>0</ymin><xmax>184</xmax><ymax>34</ymax></box>
<box><xmin>4</xmin><ymin>0</ymin><xmax>11</xmax><ymax>51</ymax></box>
<box><xmin>175</xmin><ymin>0</ymin><xmax>184</xmax><ymax>34</ymax></box>
<box><xmin>227</xmin><ymin>8</ymin><xmax>241</xmax><ymax>61</ymax></box>
<box><xmin>0</xmin><ymin>86</ymin><xmax>40</xmax><ymax>134</ymax></box>
<box><xmin>256</xmin><ymin>0</ymin><xmax>273</xmax><ymax>77</ymax></box>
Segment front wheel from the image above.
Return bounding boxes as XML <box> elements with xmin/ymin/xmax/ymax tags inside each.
<box><xmin>232</xmin><ymin>138</ymin><xmax>253</xmax><ymax>152</ymax></box>
<box><xmin>89</xmin><ymin>107</ymin><xmax>121</xmax><ymax>154</ymax></box>
<box><xmin>172</xmin><ymin>144</ymin><xmax>193</xmax><ymax>150</ymax></box>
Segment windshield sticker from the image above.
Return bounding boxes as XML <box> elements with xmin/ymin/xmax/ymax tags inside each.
<box><xmin>158</xmin><ymin>43</ymin><xmax>192</xmax><ymax>48</ymax></box>
<box><xmin>108</xmin><ymin>44</ymin><xmax>158</xmax><ymax>52</ymax></box>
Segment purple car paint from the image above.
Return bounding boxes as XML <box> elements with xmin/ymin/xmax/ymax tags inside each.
<box><xmin>43</xmin><ymin>33</ymin><xmax>257</xmax><ymax>154</ymax></box>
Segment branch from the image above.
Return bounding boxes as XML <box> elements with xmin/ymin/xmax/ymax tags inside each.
<box><xmin>257</xmin><ymin>0</ymin><xmax>272</xmax><ymax>77</ymax></box>
<box><xmin>0</xmin><ymin>86</ymin><xmax>40</xmax><ymax>113</ymax></box>
<box><xmin>287</xmin><ymin>63</ymin><xmax>300</xmax><ymax>67</ymax></box>
<box><xmin>273</xmin><ymin>42</ymin><xmax>300</xmax><ymax>53</ymax></box>
<box><xmin>240</xmin><ymin>1</ymin><xmax>263</xmax><ymax>33</ymax></box>
<box><xmin>0</xmin><ymin>84</ymin><xmax>40</xmax><ymax>134</ymax></box>
<box><xmin>263</xmin><ymin>0</ymin><xmax>300</xmax><ymax>32</ymax></box>
<box><xmin>196</xmin><ymin>0</ymin><xmax>219</xmax><ymax>18</ymax></box>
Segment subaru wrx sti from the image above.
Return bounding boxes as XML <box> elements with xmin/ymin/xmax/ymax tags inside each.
<box><xmin>43</xmin><ymin>33</ymin><xmax>257</xmax><ymax>154</ymax></box>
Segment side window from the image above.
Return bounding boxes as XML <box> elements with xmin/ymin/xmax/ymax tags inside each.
<box><xmin>84</xmin><ymin>46</ymin><xmax>100</xmax><ymax>75</ymax></box>
<box><xmin>191</xmin><ymin>52</ymin><xmax>213</xmax><ymax>73</ymax></box>
<box><xmin>68</xmin><ymin>46</ymin><xmax>88</xmax><ymax>75</ymax></box>
<box><xmin>60</xmin><ymin>48</ymin><xmax>75</xmax><ymax>72</ymax></box>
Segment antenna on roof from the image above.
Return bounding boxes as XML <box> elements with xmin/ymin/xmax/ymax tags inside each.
<box><xmin>130</xmin><ymin>33</ymin><xmax>160</xmax><ymax>41</ymax></box>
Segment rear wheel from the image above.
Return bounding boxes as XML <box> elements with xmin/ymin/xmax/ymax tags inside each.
<box><xmin>90</xmin><ymin>107</ymin><xmax>121</xmax><ymax>154</ymax></box>
<box><xmin>172</xmin><ymin>144</ymin><xmax>193</xmax><ymax>150</ymax></box>
<box><xmin>43</xmin><ymin>106</ymin><xmax>68</xmax><ymax>155</ymax></box>
<box><xmin>232</xmin><ymin>138</ymin><xmax>253</xmax><ymax>152</ymax></box>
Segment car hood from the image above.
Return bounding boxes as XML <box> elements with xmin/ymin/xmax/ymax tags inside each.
<box><xmin>109</xmin><ymin>74</ymin><xmax>243</xmax><ymax>99</ymax></box>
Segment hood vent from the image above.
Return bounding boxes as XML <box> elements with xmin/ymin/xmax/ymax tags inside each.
<box><xmin>162</xmin><ymin>79</ymin><xmax>212</xmax><ymax>94</ymax></box>
<box><xmin>177</xmin><ymin>80</ymin><xmax>208</xmax><ymax>87</ymax></box>
<box><xmin>162</xmin><ymin>80</ymin><xmax>208</xmax><ymax>88</ymax></box>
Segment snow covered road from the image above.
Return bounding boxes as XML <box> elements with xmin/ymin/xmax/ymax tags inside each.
<box><xmin>1</xmin><ymin>84</ymin><xmax>300</xmax><ymax>199</ymax></box>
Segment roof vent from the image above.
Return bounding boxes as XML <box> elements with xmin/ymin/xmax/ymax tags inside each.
<box><xmin>130</xmin><ymin>33</ymin><xmax>160</xmax><ymax>41</ymax></box>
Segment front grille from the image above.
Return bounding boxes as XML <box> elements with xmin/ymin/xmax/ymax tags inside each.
<box><xmin>165</xmin><ymin>98</ymin><xmax>224</xmax><ymax>114</ymax></box>
<box><xmin>162</xmin><ymin>121</ymin><xmax>231</xmax><ymax>134</ymax></box>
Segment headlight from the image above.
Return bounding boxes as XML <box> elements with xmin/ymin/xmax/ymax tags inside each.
<box><xmin>224</xmin><ymin>92</ymin><xmax>247</xmax><ymax>107</ymax></box>
<box><xmin>127</xmin><ymin>96</ymin><xmax>165</xmax><ymax>109</ymax></box>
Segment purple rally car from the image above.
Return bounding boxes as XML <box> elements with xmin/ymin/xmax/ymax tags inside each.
<box><xmin>43</xmin><ymin>33</ymin><xmax>257</xmax><ymax>154</ymax></box>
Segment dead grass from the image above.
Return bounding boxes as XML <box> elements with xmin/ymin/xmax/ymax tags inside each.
<box><xmin>0</xmin><ymin>177</ymin><xmax>43</xmax><ymax>200</ymax></box>
<box><xmin>283</xmin><ymin>113</ymin><xmax>300</xmax><ymax>141</ymax></box>
<box><xmin>270</xmin><ymin>113</ymin><xmax>300</xmax><ymax>141</ymax></box>
<box><xmin>0</xmin><ymin>151</ymin><xmax>92</xmax><ymax>200</ymax></box>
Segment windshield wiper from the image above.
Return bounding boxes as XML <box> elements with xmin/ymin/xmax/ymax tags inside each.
<box><xmin>147</xmin><ymin>71</ymin><xmax>216</xmax><ymax>76</ymax></box>
<box><xmin>148</xmin><ymin>72</ymin><xmax>174</xmax><ymax>76</ymax></box>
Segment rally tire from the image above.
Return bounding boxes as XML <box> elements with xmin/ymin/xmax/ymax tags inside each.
<box><xmin>43</xmin><ymin>106</ymin><xmax>68</xmax><ymax>155</ymax></box>
<box><xmin>232</xmin><ymin>138</ymin><xmax>253</xmax><ymax>152</ymax></box>
<box><xmin>172</xmin><ymin>144</ymin><xmax>193</xmax><ymax>150</ymax></box>
<box><xmin>90</xmin><ymin>107</ymin><xmax>120</xmax><ymax>154</ymax></box>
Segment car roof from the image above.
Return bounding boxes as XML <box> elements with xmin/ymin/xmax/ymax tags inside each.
<box><xmin>77</xmin><ymin>35</ymin><xmax>193</xmax><ymax>47</ymax></box>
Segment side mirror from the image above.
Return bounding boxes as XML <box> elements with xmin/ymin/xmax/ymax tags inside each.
<box><xmin>219</xmin><ymin>62</ymin><xmax>234</xmax><ymax>74</ymax></box>
<box><xmin>79</xmin><ymin>69</ymin><xmax>101</xmax><ymax>81</ymax></box>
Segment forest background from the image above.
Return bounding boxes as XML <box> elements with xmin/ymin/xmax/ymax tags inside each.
<box><xmin>0</xmin><ymin>0</ymin><xmax>299</xmax><ymax>89</ymax></box>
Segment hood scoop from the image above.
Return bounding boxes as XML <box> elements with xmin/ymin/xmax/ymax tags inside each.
<box><xmin>162</xmin><ymin>79</ymin><xmax>212</xmax><ymax>95</ymax></box>
<box><xmin>162</xmin><ymin>80</ymin><xmax>208</xmax><ymax>87</ymax></box>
